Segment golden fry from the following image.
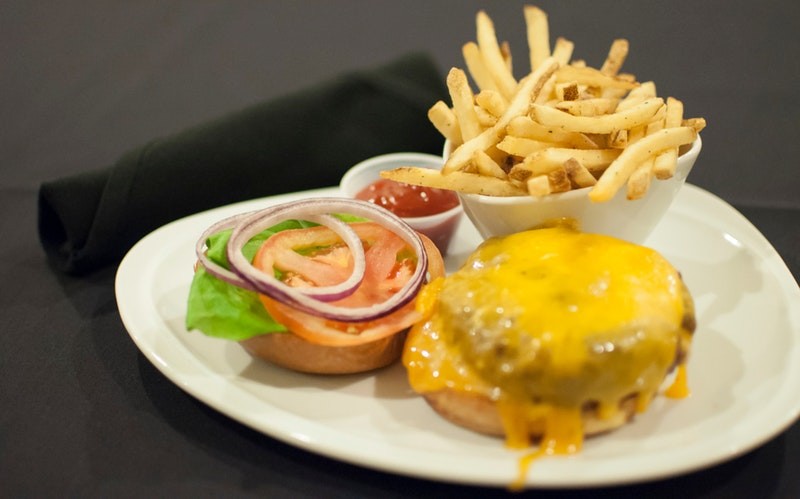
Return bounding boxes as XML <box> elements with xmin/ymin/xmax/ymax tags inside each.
<box><xmin>507</xmin><ymin>115</ymin><xmax>599</xmax><ymax>148</ymax></box>
<box><xmin>664</xmin><ymin>97</ymin><xmax>684</xmax><ymax>128</ymax></box>
<box><xmin>462</xmin><ymin>42</ymin><xmax>503</xmax><ymax>95</ymax></box>
<box><xmin>473</xmin><ymin>149</ymin><xmax>508</xmax><ymax>179</ymax></box>
<box><xmin>447</xmin><ymin>67</ymin><xmax>482</xmax><ymax>141</ymax></box>
<box><xmin>428</xmin><ymin>101</ymin><xmax>462</xmax><ymax>146</ymax></box>
<box><xmin>551</xmin><ymin>37</ymin><xmax>574</xmax><ymax>66</ymax></box>
<box><xmin>626</xmin><ymin>157</ymin><xmax>655</xmax><ymax>199</ymax></box>
<box><xmin>653</xmin><ymin>96</ymin><xmax>684</xmax><ymax>179</ymax></box>
<box><xmin>527</xmin><ymin>174</ymin><xmax>551</xmax><ymax>196</ymax></box>
<box><xmin>682</xmin><ymin>117</ymin><xmax>707</xmax><ymax>133</ymax></box>
<box><xmin>563</xmin><ymin>157</ymin><xmax>598</xmax><ymax>188</ymax></box>
<box><xmin>475</xmin><ymin>89</ymin><xmax>508</xmax><ymax>118</ymax></box>
<box><xmin>531</xmin><ymin>97</ymin><xmax>664</xmax><ymax>134</ymax></box>
<box><xmin>497</xmin><ymin>136</ymin><xmax>551</xmax><ymax>157</ymax></box>
<box><xmin>555</xmin><ymin>65</ymin><xmax>639</xmax><ymax>90</ymax></box>
<box><xmin>380</xmin><ymin>167</ymin><xmax>525</xmax><ymax>196</ymax></box>
<box><xmin>476</xmin><ymin>10</ymin><xmax>518</xmax><ymax>100</ymax></box>
<box><xmin>555</xmin><ymin>98</ymin><xmax>618</xmax><ymax>117</ymax></box>
<box><xmin>652</xmin><ymin>149</ymin><xmax>677</xmax><ymax>180</ymax></box>
<box><xmin>589</xmin><ymin>127</ymin><xmax>697</xmax><ymax>202</ymax></box>
<box><xmin>600</xmin><ymin>39</ymin><xmax>629</xmax><ymax>76</ymax></box>
<box><xmin>524</xmin><ymin>5</ymin><xmax>550</xmax><ymax>70</ymax></box>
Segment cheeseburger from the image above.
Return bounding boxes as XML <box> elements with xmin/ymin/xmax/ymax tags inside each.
<box><xmin>404</xmin><ymin>227</ymin><xmax>695</xmax><ymax>461</ymax></box>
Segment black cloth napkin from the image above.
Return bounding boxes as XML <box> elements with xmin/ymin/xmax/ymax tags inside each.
<box><xmin>38</xmin><ymin>52</ymin><xmax>448</xmax><ymax>275</ymax></box>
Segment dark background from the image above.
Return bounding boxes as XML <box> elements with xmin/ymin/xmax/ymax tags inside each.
<box><xmin>5</xmin><ymin>0</ymin><xmax>799</xmax><ymax>209</ymax></box>
<box><xmin>1</xmin><ymin>1</ymin><xmax>798</xmax><ymax>497</ymax></box>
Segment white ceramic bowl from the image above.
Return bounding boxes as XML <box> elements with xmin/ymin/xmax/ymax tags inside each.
<box><xmin>339</xmin><ymin>152</ymin><xmax>463</xmax><ymax>254</ymax></box>
<box><xmin>451</xmin><ymin>136</ymin><xmax>702</xmax><ymax>244</ymax></box>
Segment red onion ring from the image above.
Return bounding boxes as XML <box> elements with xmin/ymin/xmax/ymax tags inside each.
<box><xmin>196</xmin><ymin>206</ymin><xmax>365</xmax><ymax>301</ymax></box>
<box><xmin>197</xmin><ymin>198</ymin><xmax>428</xmax><ymax>323</ymax></box>
<box><xmin>195</xmin><ymin>210</ymin><xmax>257</xmax><ymax>291</ymax></box>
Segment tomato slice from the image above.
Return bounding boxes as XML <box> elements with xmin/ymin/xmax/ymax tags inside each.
<box><xmin>252</xmin><ymin>222</ymin><xmax>445</xmax><ymax>346</ymax></box>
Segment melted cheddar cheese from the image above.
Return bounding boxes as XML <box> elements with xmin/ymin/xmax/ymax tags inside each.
<box><xmin>403</xmin><ymin>227</ymin><xmax>695</xmax><ymax>486</ymax></box>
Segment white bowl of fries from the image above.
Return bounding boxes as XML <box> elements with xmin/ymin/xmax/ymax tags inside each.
<box><xmin>378</xmin><ymin>4</ymin><xmax>707</xmax><ymax>245</ymax></box>
<box><xmin>381</xmin><ymin>6</ymin><xmax>706</xmax><ymax>243</ymax></box>
<box><xmin>451</xmin><ymin>136</ymin><xmax>702</xmax><ymax>243</ymax></box>
<box><xmin>339</xmin><ymin>152</ymin><xmax>463</xmax><ymax>254</ymax></box>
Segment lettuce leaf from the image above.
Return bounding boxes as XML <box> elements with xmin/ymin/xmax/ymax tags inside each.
<box><xmin>185</xmin><ymin>215</ymin><xmax>362</xmax><ymax>341</ymax></box>
<box><xmin>185</xmin><ymin>266</ymin><xmax>286</xmax><ymax>341</ymax></box>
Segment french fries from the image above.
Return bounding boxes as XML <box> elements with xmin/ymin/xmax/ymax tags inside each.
<box><xmin>385</xmin><ymin>5</ymin><xmax>706</xmax><ymax>202</ymax></box>
<box><xmin>442</xmin><ymin>57</ymin><xmax>558</xmax><ymax>174</ymax></box>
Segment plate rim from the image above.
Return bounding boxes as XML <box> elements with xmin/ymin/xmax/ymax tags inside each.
<box><xmin>115</xmin><ymin>184</ymin><xmax>800</xmax><ymax>489</ymax></box>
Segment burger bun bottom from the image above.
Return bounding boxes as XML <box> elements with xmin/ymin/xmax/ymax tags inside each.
<box><xmin>423</xmin><ymin>389</ymin><xmax>638</xmax><ymax>439</ymax></box>
<box><xmin>240</xmin><ymin>331</ymin><xmax>407</xmax><ymax>375</ymax></box>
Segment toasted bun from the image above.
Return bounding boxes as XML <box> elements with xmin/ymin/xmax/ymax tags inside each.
<box><xmin>421</xmin><ymin>390</ymin><xmax>637</xmax><ymax>439</ymax></box>
<box><xmin>240</xmin><ymin>330</ymin><xmax>407</xmax><ymax>375</ymax></box>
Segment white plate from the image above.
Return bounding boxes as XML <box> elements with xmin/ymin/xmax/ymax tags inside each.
<box><xmin>116</xmin><ymin>184</ymin><xmax>800</xmax><ymax>489</ymax></box>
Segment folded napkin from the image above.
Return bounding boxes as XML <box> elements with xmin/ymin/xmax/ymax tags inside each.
<box><xmin>38</xmin><ymin>52</ymin><xmax>448</xmax><ymax>274</ymax></box>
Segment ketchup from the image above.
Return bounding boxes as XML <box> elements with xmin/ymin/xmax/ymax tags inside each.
<box><xmin>355</xmin><ymin>179</ymin><xmax>459</xmax><ymax>218</ymax></box>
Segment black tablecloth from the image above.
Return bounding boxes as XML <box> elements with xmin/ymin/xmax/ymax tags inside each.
<box><xmin>2</xmin><ymin>1</ymin><xmax>798</xmax><ymax>497</ymax></box>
